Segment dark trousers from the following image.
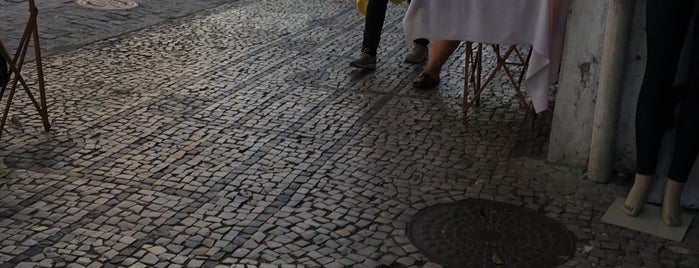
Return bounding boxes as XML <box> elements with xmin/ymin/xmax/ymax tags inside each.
<box><xmin>362</xmin><ymin>0</ymin><xmax>428</xmax><ymax>56</ymax></box>
<box><xmin>636</xmin><ymin>0</ymin><xmax>699</xmax><ymax>183</ymax></box>
<box><xmin>0</xmin><ymin>55</ymin><xmax>7</xmax><ymax>87</ymax></box>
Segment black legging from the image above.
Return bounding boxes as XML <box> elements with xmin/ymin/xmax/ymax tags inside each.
<box><xmin>1</xmin><ymin>55</ymin><xmax>8</xmax><ymax>87</ymax></box>
<box><xmin>636</xmin><ymin>0</ymin><xmax>699</xmax><ymax>183</ymax></box>
<box><xmin>362</xmin><ymin>0</ymin><xmax>428</xmax><ymax>56</ymax></box>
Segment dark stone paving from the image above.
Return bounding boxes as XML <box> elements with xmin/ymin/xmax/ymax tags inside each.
<box><xmin>1</xmin><ymin>0</ymin><xmax>698</xmax><ymax>267</ymax></box>
<box><xmin>1</xmin><ymin>0</ymin><xmax>239</xmax><ymax>56</ymax></box>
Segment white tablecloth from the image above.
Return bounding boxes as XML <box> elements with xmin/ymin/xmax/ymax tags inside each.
<box><xmin>403</xmin><ymin>0</ymin><xmax>570</xmax><ymax>113</ymax></box>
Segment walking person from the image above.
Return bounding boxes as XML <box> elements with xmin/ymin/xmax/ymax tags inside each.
<box><xmin>350</xmin><ymin>0</ymin><xmax>429</xmax><ymax>70</ymax></box>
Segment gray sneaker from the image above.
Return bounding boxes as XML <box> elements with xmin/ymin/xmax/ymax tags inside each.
<box><xmin>404</xmin><ymin>44</ymin><xmax>428</xmax><ymax>63</ymax></box>
<box><xmin>349</xmin><ymin>52</ymin><xmax>377</xmax><ymax>70</ymax></box>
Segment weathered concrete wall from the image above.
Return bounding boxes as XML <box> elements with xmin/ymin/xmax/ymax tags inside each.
<box><xmin>549</xmin><ymin>0</ymin><xmax>645</xmax><ymax>171</ymax></box>
<box><xmin>548</xmin><ymin>0</ymin><xmax>607</xmax><ymax>167</ymax></box>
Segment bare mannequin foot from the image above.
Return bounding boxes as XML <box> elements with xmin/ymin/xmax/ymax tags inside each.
<box><xmin>662</xmin><ymin>179</ymin><xmax>684</xmax><ymax>226</ymax></box>
<box><xmin>623</xmin><ymin>174</ymin><xmax>653</xmax><ymax>216</ymax></box>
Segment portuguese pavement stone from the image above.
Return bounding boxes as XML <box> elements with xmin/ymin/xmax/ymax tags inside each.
<box><xmin>1</xmin><ymin>0</ymin><xmax>698</xmax><ymax>267</ymax></box>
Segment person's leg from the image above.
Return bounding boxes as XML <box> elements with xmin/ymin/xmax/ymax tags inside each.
<box><xmin>412</xmin><ymin>40</ymin><xmax>459</xmax><ymax>88</ymax></box>
<box><xmin>405</xmin><ymin>38</ymin><xmax>430</xmax><ymax>63</ymax></box>
<box><xmin>624</xmin><ymin>0</ymin><xmax>693</xmax><ymax>217</ymax></box>
<box><xmin>413</xmin><ymin>40</ymin><xmax>459</xmax><ymax>79</ymax></box>
<box><xmin>351</xmin><ymin>0</ymin><xmax>388</xmax><ymax>69</ymax></box>
<box><xmin>362</xmin><ymin>0</ymin><xmax>389</xmax><ymax>57</ymax></box>
<box><xmin>423</xmin><ymin>40</ymin><xmax>459</xmax><ymax>79</ymax></box>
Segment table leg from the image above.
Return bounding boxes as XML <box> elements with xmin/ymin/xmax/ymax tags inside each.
<box><xmin>31</xmin><ymin>9</ymin><xmax>50</xmax><ymax>132</ymax></box>
<box><xmin>462</xmin><ymin>42</ymin><xmax>472</xmax><ymax>120</ymax></box>
<box><xmin>493</xmin><ymin>45</ymin><xmax>536</xmax><ymax>127</ymax></box>
<box><xmin>461</xmin><ymin>43</ymin><xmax>537</xmax><ymax>126</ymax></box>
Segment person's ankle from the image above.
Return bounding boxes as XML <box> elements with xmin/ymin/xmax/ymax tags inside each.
<box><xmin>423</xmin><ymin>70</ymin><xmax>439</xmax><ymax>80</ymax></box>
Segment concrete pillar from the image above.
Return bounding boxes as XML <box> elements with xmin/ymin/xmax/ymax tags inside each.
<box><xmin>587</xmin><ymin>0</ymin><xmax>636</xmax><ymax>183</ymax></box>
<box><xmin>548</xmin><ymin>0</ymin><xmax>606</xmax><ymax>167</ymax></box>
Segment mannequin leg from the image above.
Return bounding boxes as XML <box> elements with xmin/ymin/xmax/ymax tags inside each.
<box><xmin>628</xmin><ymin>0</ymin><xmax>694</xmax><ymax>218</ymax></box>
<box><xmin>662</xmin><ymin>179</ymin><xmax>685</xmax><ymax>226</ymax></box>
<box><xmin>661</xmin><ymin>3</ymin><xmax>699</xmax><ymax>226</ymax></box>
<box><xmin>623</xmin><ymin>174</ymin><xmax>653</xmax><ymax>216</ymax></box>
<box><xmin>635</xmin><ymin>0</ymin><xmax>692</xmax><ymax>177</ymax></box>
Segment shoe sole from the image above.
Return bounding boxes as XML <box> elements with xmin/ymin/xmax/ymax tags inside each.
<box><xmin>404</xmin><ymin>55</ymin><xmax>427</xmax><ymax>64</ymax></box>
<box><xmin>349</xmin><ymin>62</ymin><xmax>376</xmax><ymax>70</ymax></box>
<box><xmin>413</xmin><ymin>83</ymin><xmax>439</xmax><ymax>89</ymax></box>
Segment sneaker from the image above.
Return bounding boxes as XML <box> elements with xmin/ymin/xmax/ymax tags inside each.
<box><xmin>349</xmin><ymin>52</ymin><xmax>377</xmax><ymax>70</ymax></box>
<box><xmin>404</xmin><ymin>44</ymin><xmax>428</xmax><ymax>63</ymax></box>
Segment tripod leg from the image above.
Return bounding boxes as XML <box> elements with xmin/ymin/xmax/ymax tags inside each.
<box><xmin>31</xmin><ymin>15</ymin><xmax>50</xmax><ymax>132</ymax></box>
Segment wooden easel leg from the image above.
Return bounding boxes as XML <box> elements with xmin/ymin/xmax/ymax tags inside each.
<box><xmin>495</xmin><ymin>45</ymin><xmax>536</xmax><ymax>127</ymax></box>
<box><xmin>0</xmin><ymin>29</ymin><xmax>31</xmax><ymax>137</ymax></box>
<box><xmin>462</xmin><ymin>42</ymin><xmax>472</xmax><ymax>121</ymax></box>
<box><xmin>0</xmin><ymin>0</ymin><xmax>51</xmax><ymax>138</ymax></box>
<box><xmin>475</xmin><ymin>44</ymin><xmax>482</xmax><ymax>106</ymax></box>
<box><xmin>31</xmin><ymin>9</ymin><xmax>50</xmax><ymax>132</ymax></box>
<box><xmin>463</xmin><ymin>43</ymin><xmax>489</xmax><ymax>124</ymax></box>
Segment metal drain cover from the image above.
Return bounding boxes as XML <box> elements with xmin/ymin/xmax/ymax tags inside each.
<box><xmin>75</xmin><ymin>0</ymin><xmax>138</xmax><ymax>10</ymax></box>
<box><xmin>408</xmin><ymin>199</ymin><xmax>576</xmax><ymax>268</ymax></box>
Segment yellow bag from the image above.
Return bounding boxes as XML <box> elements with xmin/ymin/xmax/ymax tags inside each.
<box><xmin>357</xmin><ymin>0</ymin><xmax>406</xmax><ymax>16</ymax></box>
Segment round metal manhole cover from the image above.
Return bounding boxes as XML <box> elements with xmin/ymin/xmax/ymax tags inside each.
<box><xmin>408</xmin><ymin>199</ymin><xmax>576</xmax><ymax>268</ymax></box>
<box><xmin>75</xmin><ymin>0</ymin><xmax>138</xmax><ymax>10</ymax></box>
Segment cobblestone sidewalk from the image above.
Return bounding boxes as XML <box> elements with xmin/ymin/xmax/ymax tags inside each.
<box><xmin>1</xmin><ymin>0</ymin><xmax>698</xmax><ymax>267</ymax></box>
<box><xmin>1</xmin><ymin>0</ymin><xmax>238</xmax><ymax>56</ymax></box>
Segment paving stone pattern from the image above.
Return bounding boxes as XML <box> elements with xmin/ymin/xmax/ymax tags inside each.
<box><xmin>1</xmin><ymin>0</ymin><xmax>239</xmax><ymax>56</ymax></box>
<box><xmin>1</xmin><ymin>0</ymin><xmax>699</xmax><ymax>267</ymax></box>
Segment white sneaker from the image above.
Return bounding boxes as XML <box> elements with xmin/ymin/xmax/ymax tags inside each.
<box><xmin>404</xmin><ymin>44</ymin><xmax>428</xmax><ymax>63</ymax></box>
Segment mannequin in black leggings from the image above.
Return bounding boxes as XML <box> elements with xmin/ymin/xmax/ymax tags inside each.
<box><xmin>624</xmin><ymin>0</ymin><xmax>699</xmax><ymax>226</ymax></box>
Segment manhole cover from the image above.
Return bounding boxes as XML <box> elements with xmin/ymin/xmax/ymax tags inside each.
<box><xmin>75</xmin><ymin>0</ymin><xmax>138</xmax><ymax>10</ymax></box>
<box><xmin>408</xmin><ymin>199</ymin><xmax>576</xmax><ymax>268</ymax></box>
